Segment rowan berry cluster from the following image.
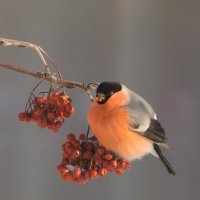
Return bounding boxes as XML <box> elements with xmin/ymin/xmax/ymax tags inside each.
<box><xmin>18</xmin><ymin>92</ymin><xmax>74</xmax><ymax>132</ymax></box>
<box><xmin>57</xmin><ymin>133</ymin><xmax>131</xmax><ymax>184</ymax></box>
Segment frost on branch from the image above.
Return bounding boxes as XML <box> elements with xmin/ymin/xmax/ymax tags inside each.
<box><xmin>57</xmin><ymin>133</ymin><xmax>131</xmax><ymax>184</ymax></box>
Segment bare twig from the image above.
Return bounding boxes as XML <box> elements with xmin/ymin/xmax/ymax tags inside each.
<box><xmin>0</xmin><ymin>37</ymin><xmax>49</xmax><ymax>72</ymax></box>
<box><xmin>0</xmin><ymin>62</ymin><xmax>97</xmax><ymax>92</ymax></box>
<box><xmin>0</xmin><ymin>37</ymin><xmax>99</xmax><ymax>102</ymax></box>
<box><xmin>0</xmin><ymin>62</ymin><xmax>39</xmax><ymax>78</ymax></box>
<box><xmin>38</xmin><ymin>46</ymin><xmax>62</xmax><ymax>80</ymax></box>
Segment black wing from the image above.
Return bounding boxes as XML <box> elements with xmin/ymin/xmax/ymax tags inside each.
<box><xmin>141</xmin><ymin>119</ymin><xmax>167</xmax><ymax>143</ymax></box>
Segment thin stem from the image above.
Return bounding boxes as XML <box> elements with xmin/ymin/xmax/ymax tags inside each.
<box><xmin>25</xmin><ymin>80</ymin><xmax>43</xmax><ymax>111</ymax></box>
<box><xmin>0</xmin><ymin>62</ymin><xmax>38</xmax><ymax>78</ymax></box>
<box><xmin>1</xmin><ymin>37</ymin><xmax>61</xmax><ymax>79</ymax></box>
<box><xmin>0</xmin><ymin>37</ymin><xmax>48</xmax><ymax>71</ymax></box>
<box><xmin>0</xmin><ymin>37</ymin><xmax>98</xmax><ymax>102</ymax></box>
<box><xmin>86</xmin><ymin>126</ymin><xmax>91</xmax><ymax>140</ymax></box>
<box><xmin>0</xmin><ymin>62</ymin><xmax>96</xmax><ymax>102</ymax></box>
<box><xmin>38</xmin><ymin>46</ymin><xmax>62</xmax><ymax>80</ymax></box>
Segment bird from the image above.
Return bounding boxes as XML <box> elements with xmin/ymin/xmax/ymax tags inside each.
<box><xmin>88</xmin><ymin>81</ymin><xmax>176</xmax><ymax>175</ymax></box>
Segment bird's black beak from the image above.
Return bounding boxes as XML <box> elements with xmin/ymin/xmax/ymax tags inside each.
<box><xmin>96</xmin><ymin>93</ymin><xmax>106</xmax><ymax>103</ymax></box>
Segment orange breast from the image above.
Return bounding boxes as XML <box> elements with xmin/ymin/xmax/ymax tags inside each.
<box><xmin>88</xmin><ymin>100</ymin><xmax>153</xmax><ymax>161</ymax></box>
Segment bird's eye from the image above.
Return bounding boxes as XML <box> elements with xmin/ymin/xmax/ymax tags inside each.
<box><xmin>110</xmin><ymin>92</ymin><xmax>114</xmax><ymax>96</ymax></box>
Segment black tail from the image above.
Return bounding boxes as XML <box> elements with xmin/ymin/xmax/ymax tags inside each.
<box><xmin>153</xmin><ymin>144</ymin><xmax>176</xmax><ymax>175</ymax></box>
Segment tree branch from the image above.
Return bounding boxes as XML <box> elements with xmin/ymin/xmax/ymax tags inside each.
<box><xmin>0</xmin><ymin>37</ymin><xmax>98</xmax><ymax>102</ymax></box>
<box><xmin>0</xmin><ymin>62</ymin><xmax>39</xmax><ymax>78</ymax></box>
<box><xmin>0</xmin><ymin>62</ymin><xmax>97</xmax><ymax>102</ymax></box>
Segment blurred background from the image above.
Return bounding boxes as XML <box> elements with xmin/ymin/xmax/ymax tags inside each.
<box><xmin>0</xmin><ymin>0</ymin><xmax>199</xmax><ymax>200</ymax></box>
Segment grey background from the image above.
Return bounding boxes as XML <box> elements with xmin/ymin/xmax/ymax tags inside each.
<box><xmin>0</xmin><ymin>0</ymin><xmax>199</xmax><ymax>200</ymax></box>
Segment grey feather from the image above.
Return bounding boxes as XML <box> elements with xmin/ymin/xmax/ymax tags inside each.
<box><xmin>122</xmin><ymin>85</ymin><xmax>167</xmax><ymax>144</ymax></box>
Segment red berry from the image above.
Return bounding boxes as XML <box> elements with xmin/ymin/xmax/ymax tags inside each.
<box><xmin>90</xmin><ymin>169</ymin><xmax>98</xmax><ymax>178</ymax></box>
<box><xmin>94</xmin><ymin>159</ymin><xmax>102</xmax><ymax>166</ymax></box>
<box><xmin>78</xmin><ymin>160</ymin><xmax>85</xmax><ymax>168</ymax></box>
<box><xmin>99</xmin><ymin>168</ymin><xmax>108</xmax><ymax>176</ymax></box>
<box><xmin>119</xmin><ymin>161</ymin><xmax>129</xmax><ymax>169</ymax></box>
<box><xmin>18</xmin><ymin>92</ymin><xmax>74</xmax><ymax>133</ymax></box>
<box><xmin>57</xmin><ymin>132</ymin><xmax>131</xmax><ymax>184</ymax></box>
<box><xmin>49</xmin><ymin>125</ymin><xmax>59</xmax><ymax>133</ymax></box>
<box><xmin>84</xmin><ymin>171</ymin><xmax>91</xmax><ymax>179</ymax></box>
<box><xmin>94</xmin><ymin>152</ymin><xmax>102</xmax><ymax>160</ymax></box>
<box><xmin>64</xmin><ymin>142</ymin><xmax>73</xmax><ymax>151</ymax></box>
<box><xmin>79</xmin><ymin>133</ymin><xmax>86</xmax><ymax>140</ymax></box>
<box><xmin>50</xmin><ymin>121</ymin><xmax>62</xmax><ymax>132</ymax></box>
<box><xmin>110</xmin><ymin>160</ymin><xmax>118</xmax><ymax>168</ymax></box>
<box><xmin>103</xmin><ymin>152</ymin><xmax>113</xmax><ymax>160</ymax></box>
<box><xmin>77</xmin><ymin>175</ymin><xmax>87</xmax><ymax>184</ymax></box>
<box><xmin>61</xmin><ymin>158</ymin><xmax>69</xmax><ymax>165</ymax></box>
<box><xmin>73</xmin><ymin>140</ymin><xmax>81</xmax><ymax>148</ymax></box>
<box><xmin>33</xmin><ymin>109</ymin><xmax>43</xmax><ymax>119</ymax></box>
<box><xmin>97</xmin><ymin>147</ymin><xmax>105</xmax><ymax>156</ymax></box>
<box><xmin>47</xmin><ymin>112</ymin><xmax>55</xmax><ymax>122</ymax></box>
<box><xmin>65</xmin><ymin>103</ymin><xmax>72</xmax><ymax>112</ymax></box>
<box><xmin>102</xmin><ymin>160</ymin><xmax>109</xmax><ymax>168</ymax></box>
<box><xmin>73</xmin><ymin>168</ymin><xmax>81</xmax><ymax>178</ymax></box>
<box><xmin>116</xmin><ymin>169</ymin><xmax>124</xmax><ymax>176</ymax></box>
<box><xmin>56</xmin><ymin>164</ymin><xmax>64</xmax><ymax>173</ymax></box>
<box><xmin>37</xmin><ymin>120</ymin><xmax>47</xmax><ymax>128</ymax></box>
<box><xmin>57</xmin><ymin>165</ymin><xmax>69</xmax><ymax>175</ymax></box>
<box><xmin>58</xmin><ymin>112</ymin><xmax>65</xmax><ymax>119</ymax></box>
<box><xmin>70</xmin><ymin>108</ymin><xmax>75</xmax><ymax>115</ymax></box>
<box><xmin>34</xmin><ymin>96</ymin><xmax>47</xmax><ymax>105</ymax></box>
<box><xmin>84</xmin><ymin>150</ymin><xmax>93</xmax><ymax>160</ymax></box>
<box><xmin>64</xmin><ymin>144</ymin><xmax>74</xmax><ymax>155</ymax></box>
<box><xmin>62</xmin><ymin>172</ymin><xmax>74</xmax><ymax>182</ymax></box>
<box><xmin>55</xmin><ymin>121</ymin><xmax>62</xmax><ymax>128</ymax></box>
<box><xmin>31</xmin><ymin>115</ymin><xmax>38</xmax><ymax>122</ymax></box>
<box><xmin>85</xmin><ymin>142</ymin><xmax>94</xmax><ymax>150</ymax></box>
<box><xmin>72</xmin><ymin>150</ymin><xmax>81</xmax><ymax>158</ymax></box>
<box><xmin>125</xmin><ymin>162</ymin><xmax>131</xmax><ymax>170</ymax></box>
<box><xmin>18</xmin><ymin>112</ymin><xmax>26</xmax><ymax>121</ymax></box>
<box><xmin>25</xmin><ymin>114</ymin><xmax>31</xmax><ymax>122</ymax></box>
<box><xmin>61</xmin><ymin>144</ymin><xmax>67</xmax><ymax>153</ymax></box>
<box><xmin>67</xmin><ymin>133</ymin><xmax>76</xmax><ymax>142</ymax></box>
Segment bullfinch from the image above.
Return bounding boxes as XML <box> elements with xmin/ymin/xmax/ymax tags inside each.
<box><xmin>88</xmin><ymin>82</ymin><xmax>176</xmax><ymax>175</ymax></box>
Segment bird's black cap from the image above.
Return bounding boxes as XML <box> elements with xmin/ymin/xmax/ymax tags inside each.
<box><xmin>96</xmin><ymin>82</ymin><xmax>122</xmax><ymax>104</ymax></box>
